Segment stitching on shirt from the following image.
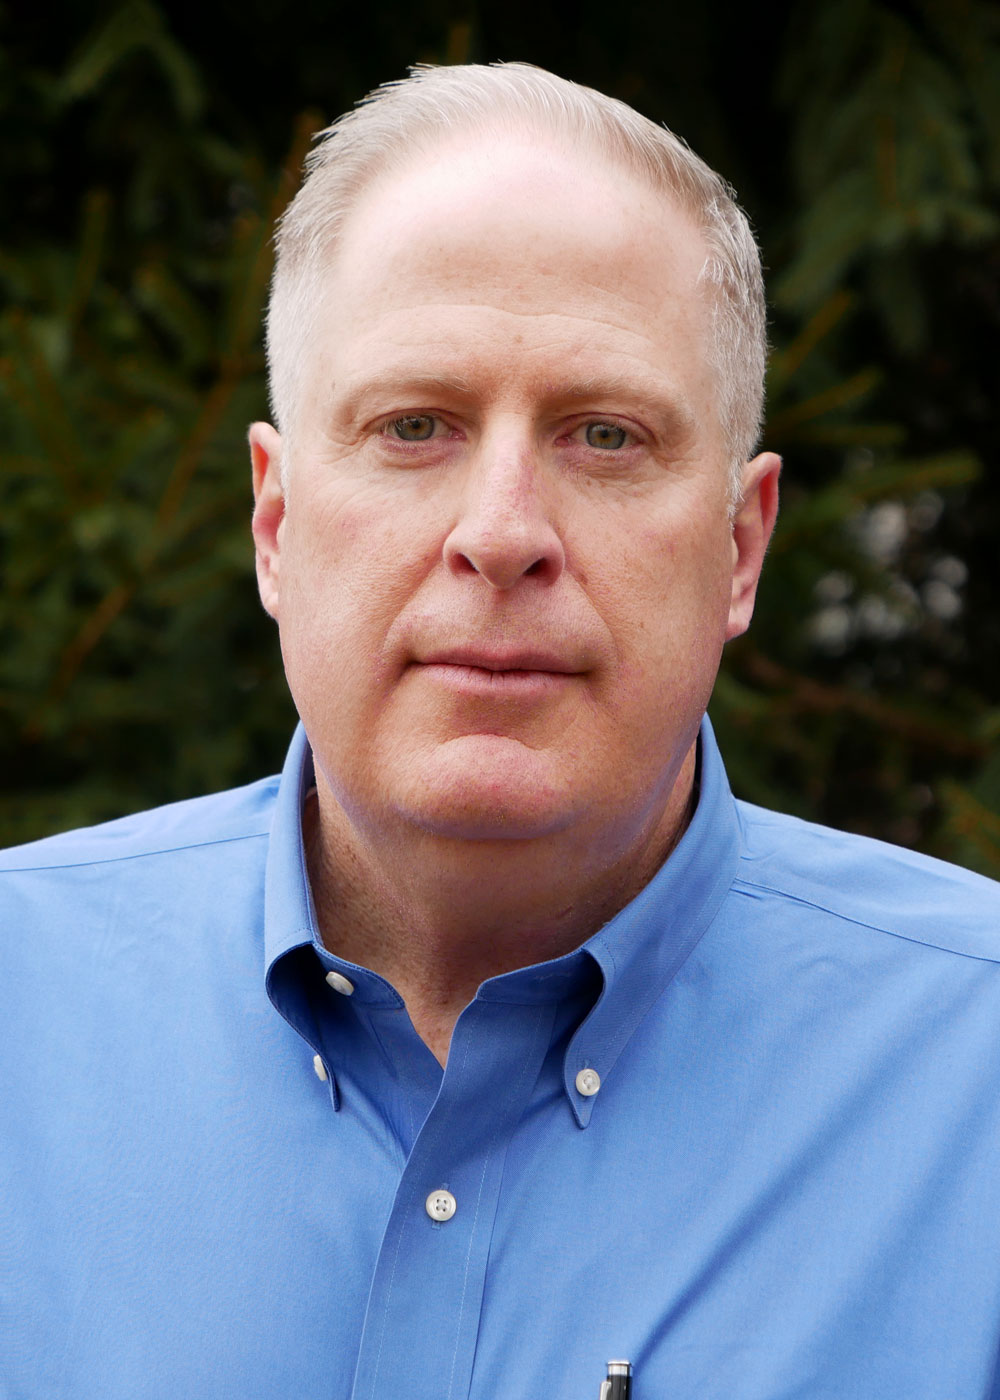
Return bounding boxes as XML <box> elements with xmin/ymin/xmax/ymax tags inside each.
<box><xmin>731</xmin><ymin>876</ymin><xmax>1000</xmax><ymax>966</ymax></box>
<box><xmin>445</xmin><ymin>1022</ymin><xmax>480</xmax><ymax>1400</ymax></box>
<box><xmin>0</xmin><ymin>828</ymin><xmax>270</xmax><ymax>873</ymax></box>
<box><xmin>366</xmin><ymin>1169</ymin><xmax>414</xmax><ymax>1398</ymax></box>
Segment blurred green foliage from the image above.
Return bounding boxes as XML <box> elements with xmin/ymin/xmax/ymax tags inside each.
<box><xmin>2</xmin><ymin>0</ymin><xmax>998</xmax><ymax>876</ymax></box>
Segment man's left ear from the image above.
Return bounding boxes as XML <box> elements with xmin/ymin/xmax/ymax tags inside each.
<box><xmin>726</xmin><ymin>451</ymin><xmax>781</xmax><ymax>641</ymax></box>
<box><xmin>249</xmin><ymin>422</ymin><xmax>286</xmax><ymax>620</ymax></box>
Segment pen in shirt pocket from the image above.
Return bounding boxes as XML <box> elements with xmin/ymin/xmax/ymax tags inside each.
<box><xmin>598</xmin><ymin>1359</ymin><xmax>632</xmax><ymax>1398</ymax></box>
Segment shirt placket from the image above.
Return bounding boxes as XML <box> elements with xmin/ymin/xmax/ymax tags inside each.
<box><xmin>349</xmin><ymin>996</ymin><xmax>558</xmax><ymax>1400</ymax></box>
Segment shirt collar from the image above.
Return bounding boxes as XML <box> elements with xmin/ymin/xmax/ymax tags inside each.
<box><xmin>264</xmin><ymin>716</ymin><xmax>741</xmax><ymax>1124</ymax></box>
<box><xmin>563</xmin><ymin>715</ymin><xmax>741</xmax><ymax>1123</ymax></box>
<box><xmin>263</xmin><ymin>721</ymin><xmax>319</xmax><ymax>969</ymax></box>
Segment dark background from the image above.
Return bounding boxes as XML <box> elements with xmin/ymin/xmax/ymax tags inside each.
<box><xmin>2</xmin><ymin>0</ymin><xmax>998</xmax><ymax>875</ymax></box>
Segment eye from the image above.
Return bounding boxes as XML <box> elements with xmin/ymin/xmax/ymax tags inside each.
<box><xmin>581</xmin><ymin>421</ymin><xmax>629</xmax><ymax>450</ymax></box>
<box><xmin>385</xmin><ymin>414</ymin><xmax>442</xmax><ymax>441</ymax></box>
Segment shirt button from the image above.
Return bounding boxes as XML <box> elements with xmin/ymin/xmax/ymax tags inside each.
<box><xmin>325</xmin><ymin>970</ymin><xmax>355</xmax><ymax>996</ymax></box>
<box><xmin>425</xmin><ymin>1189</ymin><xmax>457</xmax><ymax>1222</ymax></box>
<box><xmin>312</xmin><ymin>1054</ymin><xmax>328</xmax><ymax>1082</ymax></box>
<box><xmin>575</xmin><ymin>1067</ymin><xmax>601</xmax><ymax>1097</ymax></box>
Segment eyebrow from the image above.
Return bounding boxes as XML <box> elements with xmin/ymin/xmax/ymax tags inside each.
<box><xmin>549</xmin><ymin>375</ymin><xmax>698</xmax><ymax>436</ymax></box>
<box><xmin>335</xmin><ymin>372</ymin><xmax>478</xmax><ymax>421</ymax></box>
<box><xmin>334</xmin><ymin>369</ymin><xmax>699</xmax><ymax>442</ymax></box>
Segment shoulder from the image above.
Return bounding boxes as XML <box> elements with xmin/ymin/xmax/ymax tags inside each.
<box><xmin>0</xmin><ymin>778</ymin><xmax>281</xmax><ymax>974</ymax></box>
<box><xmin>733</xmin><ymin>799</ymin><xmax>1000</xmax><ymax>964</ymax></box>
<box><xmin>0</xmin><ymin>776</ymin><xmax>279</xmax><ymax>874</ymax></box>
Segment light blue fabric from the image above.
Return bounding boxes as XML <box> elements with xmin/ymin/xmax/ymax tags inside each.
<box><xmin>4</xmin><ymin>718</ymin><xmax>1000</xmax><ymax>1399</ymax></box>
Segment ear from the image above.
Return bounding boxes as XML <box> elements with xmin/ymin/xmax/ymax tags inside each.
<box><xmin>726</xmin><ymin>451</ymin><xmax>781</xmax><ymax>641</ymax></box>
<box><xmin>249</xmin><ymin>422</ymin><xmax>286</xmax><ymax>620</ymax></box>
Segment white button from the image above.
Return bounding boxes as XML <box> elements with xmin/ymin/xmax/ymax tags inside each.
<box><xmin>312</xmin><ymin>1054</ymin><xmax>328</xmax><ymax>1082</ymax></box>
<box><xmin>575</xmin><ymin>1067</ymin><xmax>601</xmax><ymax>1097</ymax></box>
<box><xmin>325</xmin><ymin>970</ymin><xmax>355</xmax><ymax>996</ymax></box>
<box><xmin>425</xmin><ymin>1189</ymin><xmax>457</xmax><ymax>1222</ymax></box>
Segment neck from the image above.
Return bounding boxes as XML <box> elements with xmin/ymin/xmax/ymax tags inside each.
<box><xmin>305</xmin><ymin>746</ymin><xmax>697</xmax><ymax>1064</ymax></box>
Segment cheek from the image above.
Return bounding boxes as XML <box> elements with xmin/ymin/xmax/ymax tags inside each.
<box><xmin>285</xmin><ymin>478</ymin><xmax>441</xmax><ymax>613</ymax></box>
<box><xmin>579</xmin><ymin>499</ymin><xmax>731</xmax><ymax>659</ymax></box>
<box><xmin>276</xmin><ymin>479</ymin><xmax>453</xmax><ymax>726</ymax></box>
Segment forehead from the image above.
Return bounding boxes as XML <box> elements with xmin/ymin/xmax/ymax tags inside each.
<box><xmin>339</xmin><ymin>130</ymin><xmax>706</xmax><ymax>303</ymax></box>
<box><xmin>304</xmin><ymin>132</ymin><xmax>718</xmax><ymax>436</ymax></box>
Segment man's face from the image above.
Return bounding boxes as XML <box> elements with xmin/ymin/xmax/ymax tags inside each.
<box><xmin>251</xmin><ymin>133</ymin><xmax>777</xmax><ymax>866</ymax></box>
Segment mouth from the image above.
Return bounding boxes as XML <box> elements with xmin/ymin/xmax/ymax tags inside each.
<box><xmin>412</xmin><ymin>647</ymin><xmax>584</xmax><ymax>697</ymax></box>
<box><xmin>419</xmin><ymin>647</ymin><xmax>581</xmax><ymax>675</ymax></box>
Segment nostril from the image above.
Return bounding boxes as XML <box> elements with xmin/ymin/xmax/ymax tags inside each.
<box><xmin>442</xmin><ymin>509</ymin><xmax>566</xmax><ymax>590</ymax></box>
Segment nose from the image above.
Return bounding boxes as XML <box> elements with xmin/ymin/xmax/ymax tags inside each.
<box><xmin>442</xmin><ymin>436</ymin><xmax>566</xmax><ymax>591</ymax></box>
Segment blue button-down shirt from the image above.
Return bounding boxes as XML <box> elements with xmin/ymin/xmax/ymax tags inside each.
<box><xmin>4</xmin><ymin>719</ymin><xmax>1000</xmax><ymax>1399</ymax></box>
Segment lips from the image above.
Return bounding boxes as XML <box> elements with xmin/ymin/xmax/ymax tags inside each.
<box><xmin>408</xmin><ymin>645</ymin><xmax>588</xmax><ymax>703</ymax></box>
<box><xmin>417</xmin><ymin>646</ymin><xmax>582</xmax><ymax>675</ymax></box>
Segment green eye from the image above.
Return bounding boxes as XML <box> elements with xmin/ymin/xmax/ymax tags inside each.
<box><xmin>584</xmin><ymin>422</ymin><xmax>628</xmax><ymax>450</ymax></box>
<box><xmin>390</xmin><ymin>415</ymin><xmax>437</xmax><ymax>441</ymax></box>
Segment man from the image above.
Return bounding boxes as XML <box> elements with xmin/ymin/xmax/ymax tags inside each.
<box><xmin>3</xmin><ymin>63</ymin><xmax>999</xmax><ymax>1400</ymax></box>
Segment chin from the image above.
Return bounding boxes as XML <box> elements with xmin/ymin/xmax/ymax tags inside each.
<box><xmin>390</xmin><ymin>735</ymin><xmax>580</xmax><ymax>842</ymax></box>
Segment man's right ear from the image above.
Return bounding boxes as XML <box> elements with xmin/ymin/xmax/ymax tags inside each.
<box><xmin>249</xmin><ymin>422</ymin><xmax>285</xmax><ymax>620</ymax></box>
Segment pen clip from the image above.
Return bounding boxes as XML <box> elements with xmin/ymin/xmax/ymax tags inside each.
<box><xmin>599</xmin><ymin>1359</ymin><xmax>632</xmax><ymax>1398</ymax></box>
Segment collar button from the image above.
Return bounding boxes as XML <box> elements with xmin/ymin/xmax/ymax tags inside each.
<box><xmin>575</xmin><ymin>1067</ymin><xmax>601</xmax><ymax>1097</ymax></box>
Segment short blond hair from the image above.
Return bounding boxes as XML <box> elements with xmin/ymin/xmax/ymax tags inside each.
<box><xmin>268</xmin><ymin>62</ymin><xmax>767</xmax><ymax>499</ymax></box>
